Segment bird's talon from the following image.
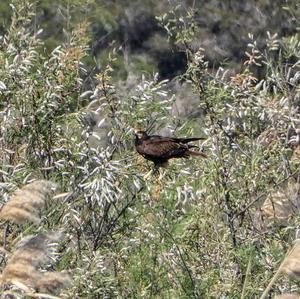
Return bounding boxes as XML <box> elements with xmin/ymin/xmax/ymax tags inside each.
<box><xmin>158</xmin><ymin>169</ymin><xmax>165</xmax><ymax>180</ymax></box>
<box><xmin>143</xmin><ymin>170</ymin><xmax>153</xmax><ymax>180</ymax></box>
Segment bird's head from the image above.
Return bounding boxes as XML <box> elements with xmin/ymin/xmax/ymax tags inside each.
<box><xmin>134</xmin><ymin>128</ymin><xmax>148</xmax><ymax>140</ymax></box>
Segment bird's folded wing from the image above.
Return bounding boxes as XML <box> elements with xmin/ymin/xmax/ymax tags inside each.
<box><xmin>171</xmin><ymin>137</ymin><xmax>204</xmax><ymax>143</ymax></box>
<box><xmin>142</xmin><ymin>139</ymin><xmax>187</xmax><ymax>158</ymax></box>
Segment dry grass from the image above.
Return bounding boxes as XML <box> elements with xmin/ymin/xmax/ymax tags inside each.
<box><xmin>273</xmin><ymin>294</ymin><xmax>300</xmax><ymax>299</ymax></box>
<box><xmin>282</xmin><ymin>243</ymin><xmax>300</xmax><ymax>281</ymax></box>
<box><xmin>0</xmin><ymin>180</ymin><xmax>57</xmax><ymax>224</ymax></box>
<box><xmin>260</xmin><ymin>243</ymin><xmax>300</xmax><ymax>299</ymax></box>
<box><xmin>1</xmin><ymin>232</ymin><xmax>70</xmax><ymax>295</ymax></box>
<box><xmin>0</xmin><ymin>181</ymin><xmax>70</xmax><ymax>296</ymax></box>
<box><xmin>261</xmin><ymin>183</ymin><xmax>300</xmax><ymax>223</ymax></box>
<box><xmin>37</xmin><ymin>272</ymin><xmax>70</xmax><ymax>294</ymax></box>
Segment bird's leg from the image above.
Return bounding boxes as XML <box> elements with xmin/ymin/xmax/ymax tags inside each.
<box><xmin>143</xmin><ymin>163</ymin><xmax>168</xmax><ymax>181</ymax></box>
<box><xmin>158</xmin><ymin>161</ymin><xmax>169</xmax><ymax>180</ymax></box>
<box><xmin>153</xmin><ymin>164</ymin><xmax>160</xmax><ymax>176</ymax></box>
<box><xmin>143</xmin><ymin>168</ymin><xmax>153</xmax><ymax>180</ymax></box>
<box><xmin>144</xmin><ymin>164</ymin><xmax>160</xmax><ymax>180</ymax></box>
<box><xmin>158</xmin><ymin>167</ymin><xmax>165</xmax><ymax>180</ymax></box>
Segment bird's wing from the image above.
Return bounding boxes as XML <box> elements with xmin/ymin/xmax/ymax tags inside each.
<box><xmin>170</xmin><ymin>137</ymin><xmax>204</xmax><ymax>144</ymax></box>
<box><xmin>142</xmin><ymin>138</ymin><xmax>187</xmax><ymax>158</ymax></box>
<box><xmin>148</xmin><ymin>136</ymin><xmax>203</xmax><ymax>144</ymax></box>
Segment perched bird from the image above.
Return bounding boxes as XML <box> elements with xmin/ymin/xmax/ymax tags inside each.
<box><xmin>134</xmin><ymin>128</ymin><xmax>206</xmax><ymax>179</ymax></box>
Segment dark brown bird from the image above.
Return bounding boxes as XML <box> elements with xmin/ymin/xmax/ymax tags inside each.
<box><xmin>134</xmin><ymin>128</ymin><xmax>206</xmax><ymax>178</ymax></box>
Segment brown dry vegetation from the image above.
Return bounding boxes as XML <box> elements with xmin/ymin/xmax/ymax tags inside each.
<box><xmin>1</xmin><ymin>0</ymin><xmax>300</xmax><ymax>298</ymax></box>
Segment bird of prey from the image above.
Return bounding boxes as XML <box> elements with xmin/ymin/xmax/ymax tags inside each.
<box><xmin>134</xmin><ymin>128</ymin><xmax>206</xmax><ymax>179</ymax></box>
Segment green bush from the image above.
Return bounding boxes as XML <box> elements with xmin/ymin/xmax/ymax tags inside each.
<box><xmin>1</xmin><ymin>1</ymin><xmax>300</xmax><ymax>298</ymax></box>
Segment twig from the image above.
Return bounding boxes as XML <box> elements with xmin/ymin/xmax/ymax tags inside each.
<box><xmin>241</xmin><ymin>254</ymin><xmax>252</xmax><ymax>299</ymax></box>
<box><xmin>158</xmin><ymin>223</ymin><xmax>198</xmax><ymax>298</ymax></box>
<box><xmin>2</xmin><ymin>221</ymin><xmax>9</xmax><ymax>250</ymax></box>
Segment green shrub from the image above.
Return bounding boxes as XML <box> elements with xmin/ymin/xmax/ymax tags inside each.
<box><xmin>1</xmin><ymin>1</ymin><xmax>300</xmax><ymax>298</ymax></box>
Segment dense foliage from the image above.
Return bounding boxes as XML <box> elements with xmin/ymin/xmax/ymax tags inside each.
<box><xmin>0</xmin><ymin>0</ymin><xmax>297</xmax><ymax>80</ymax></box>
<box><xmin>1</xmin><ymin>0</ymin><xmax>300</xmax><ymax>298</ymax></box>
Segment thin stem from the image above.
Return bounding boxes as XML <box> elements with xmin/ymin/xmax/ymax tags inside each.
<box><xmin>241</xmin><ymin>254</ymin><xmax>252</xmax><ymax>299</ymax></box>
<box><xmin>259</xmin><ymin>244</ymin><xmax>297</xmax><ymax>299</ymax></box>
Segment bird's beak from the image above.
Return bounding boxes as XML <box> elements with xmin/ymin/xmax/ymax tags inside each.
<box><xmin>130</xmin><ymin>128</ymin><xmax>138</xmax><ymax>136</ymax></box>
<box><xmin>133</xmin><ymin>128</ymin><xmax>142</xmax><ymax>135</ymax></box>
<box><xmin>128</xmin><ymin>128</ymin><xmax>137</xmax><ymax>136</ymax></box>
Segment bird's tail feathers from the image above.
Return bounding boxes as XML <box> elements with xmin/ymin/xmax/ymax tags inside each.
<box><xmin>188</xmin><ymin>150</ymin><xmax>207</xmax><ymax>158</ymax></box>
